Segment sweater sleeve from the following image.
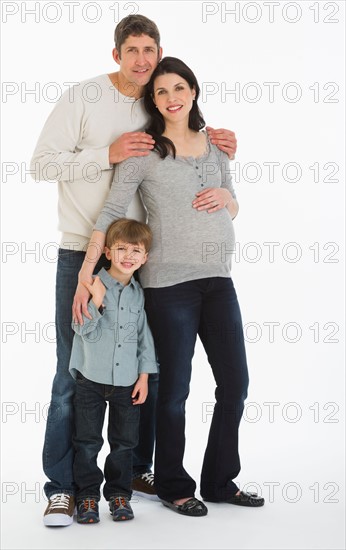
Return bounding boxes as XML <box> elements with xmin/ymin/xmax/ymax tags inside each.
<box><xmin>215</xmin><ymin>147</ymin><xmax>237</xmax><ymax>199</ymax></box>
<box><xmin>94</xmin><ymin>156</ymin><xmax>148</xmax><ymax>233</ymax></box>
<box><xmin>30</xmin><ymin>86</ymin><xmax>111</xmax><ymax>183</ymax></box>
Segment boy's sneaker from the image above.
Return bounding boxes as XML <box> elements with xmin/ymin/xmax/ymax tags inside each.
<box><xmin>109</xmin><ymin>496</ymin><xmax>134</xmax><ymax>521</ymax></box>
<box><xmin>43</xmin><ymin>493</ymin><xmax>75</xmax><ymax>526</ymax></box>
<box><xmin>77</xmin><ymin>498</ymin><xmax>100</xmax><ymax>524</ymax></box>
<box><xmin>132</xmin><ymin>472</ymin><xmax>158</xmax><ymax>500</ymax></box>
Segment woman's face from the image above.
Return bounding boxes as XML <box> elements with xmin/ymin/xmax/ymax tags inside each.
<box><xmin>152</xmin><ymin>73</ymin><xmax>196</xmax><ymax>124</ymax></box>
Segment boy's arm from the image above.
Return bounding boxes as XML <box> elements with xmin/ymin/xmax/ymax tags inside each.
<box><xmin>131</xmin><ymin>374</ymin><xmax>148</xmax><ymax>405</ymax></box>
<box><xmin>136</xmin><ymin>305</ymin><xmax>158</xmax><ymax>376</ymax></box>
<box><xmin>71</xmin><ymin>300</ymin><xmax>103</xmax><ymax>336</ymax></box>
<box><xmin>131</xmin><ymin>295</ymin><xmax>157</xmax><ymax>406</ymax></box>
<box><xmin>72</xmin><ymin>276</ymin><xmax>106</xmax><ymax>334</ymax></box>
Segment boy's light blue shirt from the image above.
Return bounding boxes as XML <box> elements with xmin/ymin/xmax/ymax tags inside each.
<box><xmin>69</xmin><ymin>267</ymin><xmax>158</xmax><ymax>386</ymax></box>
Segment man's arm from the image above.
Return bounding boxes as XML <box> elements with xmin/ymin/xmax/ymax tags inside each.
<box><xmin>30</xmin><ymin>87</ymin><xmax>154</xmax><ymax>183</ymax></box>
<box><xmin>30</xmin><ymin>89</ymin><xmax>111</xmax><ymax>183</ymax></box>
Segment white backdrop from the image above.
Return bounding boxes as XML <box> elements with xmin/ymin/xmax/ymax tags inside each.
<box><xmin>1</xmin><ymin>1</ymin><xmax>345</xmax><ymax>549</ymax></box>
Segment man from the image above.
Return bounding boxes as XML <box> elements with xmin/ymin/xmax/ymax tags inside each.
<box><xmin>31</xmin><ymin>14</ymin><xmax>237</xmax><ymax>527</ymax></box>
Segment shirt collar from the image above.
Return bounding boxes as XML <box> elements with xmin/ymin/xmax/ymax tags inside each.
<box><xmin>97</xmin><ymin>267</ymin><xmax>137</xmax><ymax>290</ymax></box>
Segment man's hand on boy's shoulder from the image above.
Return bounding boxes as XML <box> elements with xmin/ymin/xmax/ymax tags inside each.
<box><xmin>131</xmin><ymin>373</ymin><xmax>149</xmax><ymax>405</ymax></box>
<box><xmin>206</xmin><ymin>126</ymin><xmax>237</xmax><ymax>159</ymax></box>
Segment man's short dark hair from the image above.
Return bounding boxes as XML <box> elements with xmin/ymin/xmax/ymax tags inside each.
<box><xmin>114</xmin><ymin>14</ymin><xmax>160</xmax><ymax>55</ymax></box>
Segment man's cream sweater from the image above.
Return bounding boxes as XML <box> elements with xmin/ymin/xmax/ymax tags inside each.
<box><xmin>31</xmin><ymin>74</ymin><xmax>148</xmax><ymax>250</ymax></box>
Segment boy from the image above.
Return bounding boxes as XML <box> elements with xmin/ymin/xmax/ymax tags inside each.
<box><xmin>69</xmin><ymin>218</ymin><xmax>157</xmax><ymax>523</ymax></box>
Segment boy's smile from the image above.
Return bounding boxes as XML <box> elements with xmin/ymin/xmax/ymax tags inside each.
<box><xmin>105</xmin><ymin>240</ymin><xmax>148</xmax><ymax>285</ymax></box>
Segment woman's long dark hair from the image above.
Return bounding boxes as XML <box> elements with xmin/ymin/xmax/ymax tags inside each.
<box><xmin>144</xmin><ymin>57</ymin><xmax>206</xmax><ymax>158</ymax></box>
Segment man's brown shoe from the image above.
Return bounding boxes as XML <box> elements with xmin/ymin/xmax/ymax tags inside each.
<box><xmin>43</xmin><ymin>493</ymin><xmax>75</xmax><ymax>526</ymax></box>
<box><xmin>132</xmin><ymin>473</ymin><xmax>159</xmax><ymax>501</ymax></box>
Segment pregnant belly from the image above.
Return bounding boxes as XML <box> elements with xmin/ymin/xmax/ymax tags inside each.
<box><xmin>157</xmin><ymin>207</ymin><xmax>235</xmax><ymax>265</ymax></box>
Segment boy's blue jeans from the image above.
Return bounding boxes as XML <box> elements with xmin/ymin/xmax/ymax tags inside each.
<box><xmin>42</xmin><ymin>249</ymin><xmax>158</xmax><ymax>498</ymax></box>
<box><xmin>144</xmin><ymin>277</ymin><xmax>249</xmax><ymax>502</ymax></box>
<box><xmin>73</xmin><ymin>373</ymin><xmax>139</xmax><ymax>501</ymax></box>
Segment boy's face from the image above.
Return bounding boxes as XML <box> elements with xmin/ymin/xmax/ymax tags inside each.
<box><xmin>105</xmin><ymin>240</ymin><xmax>148</xmax><ymax>278</ymax></box>
<box><xmin>113</xmin><ymin>34</ymin><xmax>162</xmax><ymax>89</ymax></box>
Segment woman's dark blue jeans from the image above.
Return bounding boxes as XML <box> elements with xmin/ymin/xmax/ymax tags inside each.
<box><xmin>144</xmin><ymin>277</ymin><xmax>249</xmax><ymax>502</ymax></box>
<box><xmin>73</xmin><ymin>372</ymin><xmax>140</xmax><ymax>501</ymax></box>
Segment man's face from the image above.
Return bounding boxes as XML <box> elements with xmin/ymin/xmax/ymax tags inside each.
<box><xmin>113</xmin><ymin>34</ymin><xmax>162</xmax><ymax>89</ymax></box>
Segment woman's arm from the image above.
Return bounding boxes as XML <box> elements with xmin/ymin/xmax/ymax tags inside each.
<box><xmin>226</xmin><ymin>197</ymin><xmax>239</xmax><ymax>219</ymax></box>
<box><xmin>192</xmin><ymin>188</ymin><xmax>238</xmax><ymax>217</ymax></box>
<box><xmin>192</xmin><ymin>147</ymin><xmax>239</xmax><ymax>217</ymax></box>
<box><xmin>72</xmin><ymin>157</ymin><xmax>147</xmax><ymax>324</ymax></box>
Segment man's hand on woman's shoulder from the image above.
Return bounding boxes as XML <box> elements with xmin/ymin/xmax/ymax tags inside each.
<box><xmin>206</xmin><ymin>126</ymin><xmax>237</xmax><ymax>160</ymax></box>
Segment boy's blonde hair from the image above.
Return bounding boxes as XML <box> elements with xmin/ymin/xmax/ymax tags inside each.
<box><xmin>105</xmin><ymin>218</ymin><xmax>152</xmax><ymax>252</ymax></box>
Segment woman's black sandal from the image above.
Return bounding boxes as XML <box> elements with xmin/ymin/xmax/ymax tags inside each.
<box><xmin>162</xmin><ymin>497</ymin><xmax>208</xmax><ymax>517</ymax></box>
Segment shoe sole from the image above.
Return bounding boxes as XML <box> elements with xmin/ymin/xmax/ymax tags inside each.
<box><xmin>203</xmin><ymin>498</ymin><xmax>265</xmax><ymax>507</ymax></box>
<box><xmin>112</xmin><ymin>514</ymin><xmax>134</xmax><ymax>521</ymax></box>
<box><xmin>43</xmin><ymin>514</ymin><xmax>74</xmax><ymax>526</ymax></box>
<box><xmin>77</xmin><ymin>517</ymin><xmax>100</xmax><ymax>524</ymax></box>
<box><xmin>228</xmin><ymin>500</ymin><xmax>265</xmax><ymax>507</ymax></box>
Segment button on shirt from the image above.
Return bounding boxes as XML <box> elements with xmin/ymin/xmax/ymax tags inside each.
<box><xmin>69</xmin><ymin>268</ymin><xmax>158</xmax><ymax>386</ymax></box>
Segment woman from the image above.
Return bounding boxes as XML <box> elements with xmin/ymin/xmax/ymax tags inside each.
<box><xmin>74</xmin><ymin>57</ymin><xmax>264</xmax><ymax>516</ymax></box>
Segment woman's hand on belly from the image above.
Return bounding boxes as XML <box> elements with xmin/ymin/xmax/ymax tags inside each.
<box><xmin>192</xmin><ymin>188</ymin><xmax>233</xmax><ymax>214</ymax></box>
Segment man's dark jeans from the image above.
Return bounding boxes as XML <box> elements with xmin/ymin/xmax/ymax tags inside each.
<box><xmin>144</xmin><ymin>277</ymin><xmax>249</xmax><ymax>502</ymax></box>
<box><xmin>73</xmin><ymin>373</ymin><xmax>139</xmax><ymax>500</ymax></box>
<box><xmin>42</xmin><ymin>249</ymin><xmax>158</xmax><ymax>498</ymax></box>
